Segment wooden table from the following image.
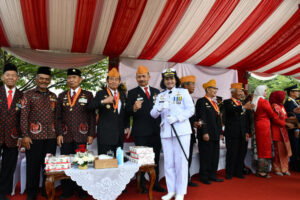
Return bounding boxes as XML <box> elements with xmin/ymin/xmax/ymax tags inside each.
<box><xmin>136</xmin><ymin>164</ymin><xmax>157</xmax><ymax>200</ymax></box>
<box><xmin>45</xmin><ymin>164</ymin><xmax>157</xmax><ymax>200</ymax></box>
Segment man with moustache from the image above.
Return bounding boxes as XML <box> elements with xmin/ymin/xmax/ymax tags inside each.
<box><xmin>180</xmin><ymin>75</ymin><xmax>198</xmax><ymax>187</ymax></box>
<box><xmin>0</xmin><ymin>63</ymin><xmax>23</xmax><ymax>200</ymax></box>
<box><xmin>88</xmin><ymin>68</ymin><xmax>129</xmax><ymax>155</ymax></box>
<box><xmin>195</xmin><ymin>79</ymin><xmax>223</xmax><ymax>184</ymax></box>
<box><xmin>127</xmin><ymin>65</ymin><xmax>165</xmax><ymax>193</ymax></box>
<box><xmin>223</xmin><ymin>83</ymin><xmax>252</xmax><ymax>180</ymax></box>
<box><xmin>56</xmin><ymin>68</ymin><xmax>95</xmax><ymax>199</ymax></box>
<box><xmin>21</xmin><ymin>67</ymin><xmax>57</xmax><ymax>200</ymax></box>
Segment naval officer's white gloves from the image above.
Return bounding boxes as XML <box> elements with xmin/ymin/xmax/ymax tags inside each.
<box><xmin>158</xmin><ymin>101</ymin><xmax>169</xmax><ymax>112</ymax></box>
<box><xmin>166</xmin><ymin>115</ymin><xmax>178</xmax><ymax>124</ymax></box>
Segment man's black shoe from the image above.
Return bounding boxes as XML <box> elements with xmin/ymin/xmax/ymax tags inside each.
<box><xmin>225</xmin><ymin>175</ymin><xmax>232</xmax><ymax>180</ymax></box>
<box><xmin>200</xmin><ymin>179</ymin><xmax>211</xmax><ymax>185</ymax></box>
<box><xmin>0</xmin><ymin>194</ymin><xmax>9</xmax><ymax>200</ymax></box>
<box><xmin>26</xmin><ymin>195</ymin><xmax>36</xmax><ymax>200</ymax></box>
<box><xmin>153</xmin><ymin>185</ymin><xmax>166</xmax><ymax>192</ymax></box>
<box><xmin>59</xmin><ymin>193</ymin><xmax>73</xmax><ymax>199</ymax></box>
<box><xmin>78</xmin><ymin>192</ymin><xmax>88</xmax><ymax>199</ymax></box>
<box><xmin>235</xmin><ymin>175</ymin><xmax>245</xmax><ymax>179</ymax></box>
<box><xmin>210</xmin><ymin>178</ymin><xmax>224</xmax><ymax>182</ymax></box>
<box><xmin>188</xmin><ymin>181</ymin><xmax>198</xmax><ymax>187</ymax></box>
<box><xmin>243</xmin><ymin>168</ymin><xmax>250</xmax><ymax>175</ymax></box>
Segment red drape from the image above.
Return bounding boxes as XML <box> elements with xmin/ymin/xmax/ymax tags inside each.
<box><xmin>71</xmin><ymin>0</ymin><xmax>97</xmax><ymax>53</ymax></box>
<box><xmin>283</xmin><ymin>67</ymin><xmax>300</xmax><ymax>76</ymax></box>
<box><xmin>0</xmin><ymin>18</ymin><xmax>9</xmax><ymax>47</ymax></box>
<box><xmin>103</xmin><ymin>0</ymin><xmax>147</xmax><ymax>57</ymax></box>
<box><xmin>86</xmin><ymin>0</ymin><xmax>104</xmax><ymax>53</ymax></box>
<box><xmin>229</xmin><ymin>9</ymin><xmax>300</xmax><ymax>71</ymax></box>
<box><xmin>199</xmin><ymin>0</ymin><xmax>282</xmax><ymax>66</ymax></box>
<box><xmin>237</xmin><ymin>69</ymin><xmax>248</xmax><ymax>84</ymax></box>
<box><xmin>169</xmin><ymin>0</ymin><xmax>239</xmax><ymax>63</ymax></box>
<box><xmin>138</xmin><ymin>0</ymin><xmax>191</xmax><ymax>60</ymax></box>
<box><xmin>20</xmin><ymin>0</ymin><xmax>49</xmax><ymax>50</ymax></box>
<box><xmin>265</xmin><ymin>54</ymin><xmax>300</xmax><ymax>74</ymax></box>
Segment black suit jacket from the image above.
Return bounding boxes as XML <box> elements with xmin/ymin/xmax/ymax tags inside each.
<box><xmin>223</xmin><ymin>99</ymin><xmax>249</xmax><ymax>139</ymax></box>
<box><xmin>0</xmin><ymin>86</ymin><xmax>23</xmax><ymax>147</ymax></box>
<box><xmin>127</xmin><ymin>86</ymin><xmax>160</xmax><ymax>137</ymax></box>
<box><xmin>56</xmin><ymin>89</ymin><xmax>96</xmax><ymax>143</ymax></box>
<box><xmin>195</xmin><ymin>97</ymin><xmax>222</xmax><ymax>141</ymax></box>
<box><xmin>88</xmin><ymin>88</ymin><xmax>129</xmax><ymax>145</ymax></box>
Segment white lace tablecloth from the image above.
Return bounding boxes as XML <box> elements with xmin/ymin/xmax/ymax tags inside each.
<box><xmin>64</xmin><ymin>161</ymin><xmax>139</xmax><ymax>200</ymax></box>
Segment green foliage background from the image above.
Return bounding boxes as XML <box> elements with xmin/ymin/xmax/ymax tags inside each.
<box><xmin>0</xmin><ymin>49</ymin><xmax>108</xmax><ymax>92</ymax></box>
<box><xmin>248</xmin><ymin>74</ymin><xmax>299</xmax><ymax>97</ymax></box>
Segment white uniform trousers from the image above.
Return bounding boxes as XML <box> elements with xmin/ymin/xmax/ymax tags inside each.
<box><xmin>161</xmin><ymin>134</ymin><xmax>191</xmax><ymax>195</ymax></box>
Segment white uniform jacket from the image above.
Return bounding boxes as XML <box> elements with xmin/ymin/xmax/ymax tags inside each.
<box><xmin>150</xmin><ymin>87</ymin><xmax>194</xmax><ymax>138</ymax></box>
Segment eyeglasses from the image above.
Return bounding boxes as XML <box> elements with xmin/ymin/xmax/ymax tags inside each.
<box><xmin>108</xmin><ymin>77</ymin><xmax>120</xmax><ymax>82</ymax></box>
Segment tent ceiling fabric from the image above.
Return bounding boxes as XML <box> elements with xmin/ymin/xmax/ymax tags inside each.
<box><xmin>0</xmin><ymin>0</ymin><xmax>299</xmax><ymax>79</ymax></box>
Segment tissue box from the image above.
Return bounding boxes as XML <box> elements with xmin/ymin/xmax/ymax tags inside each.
<box><xmin>94</xmin><ymin>157</ymin><xmax>118</xmax><ymax>169</ymax></box>
<box><xmin>130</xmin><ymin>152</ymin><xmax>155</xmax><ymax>160</ymax></box>
<box><xmin>129</xmin><ymin>157</ymin><xmax>154</xmax><ymax>165</ymax></box>
<box><xmin>45</xmin><ymin>163</ymin><xmax>71</xmax><ymax>172</ymax></box>
<box><xmin>129</xmin><ymin>146</ymin><xmax>153</xmax><ymax>154</ymax></box>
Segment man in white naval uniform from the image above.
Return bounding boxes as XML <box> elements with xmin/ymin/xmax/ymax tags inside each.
<box><xmin>151</xmin><ymin>68</ymin><xmax>194</xmax><ymax>200</ymax></box>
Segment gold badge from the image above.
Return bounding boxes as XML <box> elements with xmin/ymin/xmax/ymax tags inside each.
<box><xmin>106</xmin><ymin>104</ymin><xmax>111</xmax><ymax>109</ymax></box>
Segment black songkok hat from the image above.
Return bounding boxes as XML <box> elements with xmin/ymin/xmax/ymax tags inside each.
<box><xmin>37</xmin><ymin>66</ymin><xmax>51</xmax><ymax>76</ymax></box>
<box><xmin>3</xmin><ymin>63</ymin><xmax>18</xmax><ymax>74</ymax></box>
<box><xmin>67</xmin><ymin>68</ymin><xmax>81</xmax><ymax>77</ymax></box>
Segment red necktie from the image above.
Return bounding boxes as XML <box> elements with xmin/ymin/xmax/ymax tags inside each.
<box><xmin>114</xmin><ymin>92</ymin><xmax>117</xmax><ymax>102</ymax></box>
<box><xmin>71</xmin><ymin>91</ymin><xmax>76</xmax><ymax>102</ymax></box>
<box><xmin>144</xmin><ymin>87</ymin><xmax>150</xmax><ymax>99</ymax></box>
<box><xmin>7</xmin><ymin>90</ymin><xmax>12</xmax><ymax>109</ymax></box>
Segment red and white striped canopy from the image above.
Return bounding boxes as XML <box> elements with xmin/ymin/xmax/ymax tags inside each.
<box><xmin>0</xmin><ymin>0</ymin><xmax>299</xmax><ymax>78</ymax></box>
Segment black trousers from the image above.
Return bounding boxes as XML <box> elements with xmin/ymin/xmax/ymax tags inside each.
<box><xmin>25</xmin><ymin>139</ymin><xmax>56</xmax><ymax>197</ymax></box>
<box><xmin>0</xmin><ymin>144</ymin><xmax>18</xmax><ymax>195</ymax></box>
<box><xmin>134</xmin><ymin>135</ymin><xmax>162</xmax><ymax>185</ymax></box>
<box><xmin>97</xmin><ymin>133</ymin><xmax>123</xmax><ymax>156</ymax></box>
<box><xmin>188</xmin><ymin>134</ymin><xmax>196</xmax><ymax>180</ymax></box>
<box><xmin>288</xmin><ymin>131</ymin><xmax>300</xmax><ymax>171</ymax></box>
<box><xmin>198</xmin><ymin>139</ymin><xmax>220</xmax><ymax>181</ymax></box>
<box><xmin>225</xmin><ymin>137</ymin><xmax>247</xmax><ymax>177</ymax></box>
<box><xmin>60</xmin><ymin>142</ymin><xmax>86</xmax><ymax>196</ymax></box>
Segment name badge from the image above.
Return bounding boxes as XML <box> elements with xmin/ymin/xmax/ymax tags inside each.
<box><xmin>79</xmin><ymin>98</ymin><xmax>87</xmax><ymax>103</ymax></box>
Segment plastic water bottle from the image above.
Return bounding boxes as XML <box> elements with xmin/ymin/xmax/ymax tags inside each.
<box><xmin>116</xmin><ymin>147</ymin><xmax>124</xmax><ymax>166</ymax></box>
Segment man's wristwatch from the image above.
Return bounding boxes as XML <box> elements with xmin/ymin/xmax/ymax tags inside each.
<box><xmin>101</xmin><ymin>100</ymin><xmax>104</xmax><ymax>104</ymax></box>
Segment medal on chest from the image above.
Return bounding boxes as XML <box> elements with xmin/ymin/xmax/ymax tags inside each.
<box><xmin>67</xmin><ymin>88</ymin><xmax>82</xmax><ymax>111</ymax></box>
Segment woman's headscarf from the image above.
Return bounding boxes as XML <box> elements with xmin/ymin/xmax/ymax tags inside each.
<box><xmin>269</xmin><ymin>91</ymin><xmax>286</xmax><ymax>105</ymax></box>
<box><xmin>252</xmin><ymin>85</ymin><xmax>267</xmax><ymax>112</ymax></box>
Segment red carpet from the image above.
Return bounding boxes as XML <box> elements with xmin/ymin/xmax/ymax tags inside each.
<box><xmin>7</xmin><ymin>172</ymin><xmax>300</xmax><ymax>200</ymax></box>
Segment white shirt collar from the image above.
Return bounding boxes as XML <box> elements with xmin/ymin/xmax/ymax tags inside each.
<box><xmin>140</xmin><ymin>85</ymin><xmax>150</xmax><ymax>94</ymax></box>
<box><xmin>166</xmin><ymin>87</ymin><xmax>176</xmax><ymax>94</ymax></box>
<box><xmin>4</xmin><ymin>85</ymin><xmax>16</xmax><ymax>97</ymax></box>
<box><xmin>71</xmin><ymin>87</ymin><xmax>80</xmax><ymax>96</ymax></box>
<box><xmin>140</xmin><ymin>85</ymin><xmax>149</xmax><ymax>90</ymax></box>
<box><xmin>109</xmin><ymin>87</ymin><xmax>118</xmax><ymax>95</ymax></box>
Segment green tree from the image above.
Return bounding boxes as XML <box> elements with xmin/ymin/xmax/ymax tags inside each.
<box><xmin>248</xmin><ymin>74</ymin><xmax>299</xmax><ymax>97</ymax></box>
<box><xmin>0</xmin><ymin>49</ymin><xmax>108</xmax><ymax>92</ymax></box>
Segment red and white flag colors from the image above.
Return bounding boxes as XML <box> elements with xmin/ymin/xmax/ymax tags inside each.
<box><xmin>0</xmin><ymin>0</ymin><xmax>299</xmax><ymax>78</ymax></box>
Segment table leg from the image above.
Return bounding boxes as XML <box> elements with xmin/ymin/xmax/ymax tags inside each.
<box><xmin>136</xmin><ymin>172</ymin><xmax>142</xmax><ymax>193</ymax></box>
<box><xmin>45</xmin><ymin>175</ymin><xmax>55</xmax><ymax>200</ymax></box>
<box><xmin>148</xmin><ymin>168</ymin><xmax>156</xmax><ymax>200</ymax></box>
